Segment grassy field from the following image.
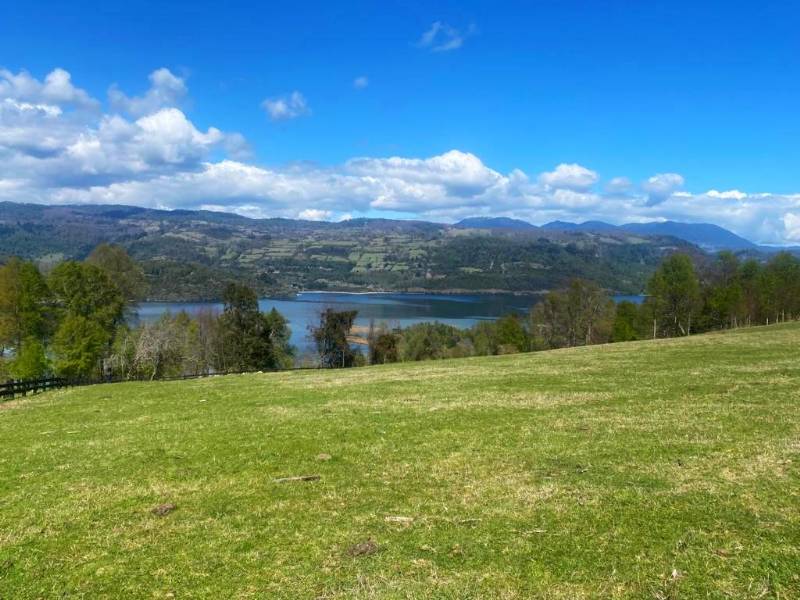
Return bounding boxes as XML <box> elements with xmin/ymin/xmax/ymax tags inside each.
<box><xmin>1</xmin><ymin>325</ymin><xmax>799</xmax><ymax>599</ymax></box>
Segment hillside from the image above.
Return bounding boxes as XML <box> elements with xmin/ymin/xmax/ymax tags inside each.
<box><xmin>1</xmin><ymin>324</ymin><xmax>798</xmax><ymax>598</ymax></box>
<box><xmin>620</xmin><ymin>221</ymin><xmax>757</xmax><ymax>252</ymax></box>
<box><xmin>459</xmin><ymin>217</ymin><xmax>759</xmax><ymax>252</ymax></box>
<box><xmin>0</xmin><ymin>202</ymin><xmax>698</xmax><ymax>300</ymax></box>
<box><xmin>540</xmin><ymin>220</ymin><xmax>757</xmax><ymax>251</ymax></box>
<box><xmin>454</xmin><ymin>217</ymin><xmax>538</xmax><ymax>230</ymax></box>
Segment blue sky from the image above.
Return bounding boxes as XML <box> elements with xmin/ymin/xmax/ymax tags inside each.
<box><xmin>1</xmin><ymin>1</ymin><xmax>800</xmax><ymax>243</ymax></box>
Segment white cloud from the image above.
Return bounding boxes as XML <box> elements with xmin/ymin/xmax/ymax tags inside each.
<box><xmin>416</xmin><ymin>22</ymin><xmax>475</xmax><ymax>52</ymax></box>
<box><xmin>262</xmin><ymin>91</ymin><xmax>310</xmax><ymax>121</ymax></box>
<box><xmin>353</xmin><ymin>76</ymin><xmax>369</xmax><ymax>90</ymax></box>
<box><xmin>5</xmin><ymin>67</ymin><xmax>800</xmax><ymax>244</ymax></box>
<box><xmin>706</xmin><ymin>189</ymin><xmax>747</xmax><ymax>200</ymax></box>
<box><xmin>13</xmin><ymin>107</ymin><xmax>226</xmax><ymax>184</ymax></box>
<box><xmin>109</xmin><ymin>68</ymin><xmax>188</xmax><ymax>116</ymax></box>
<box><xmin>116</xmin><ymin>108</ymin><xmax>222</xmax><ymax>168</ymax></box>
<box><xmin>0</xmin><ymin>68</ymin><xmax>98</xmax><ymax>110</ymax></box>
<box><xmin>606</xmin><ymin>176</ymin><xmax>632</xmax><ymax>193</ymax></box>
<box><xmin>783</xmin><ymin>213</ymin><xmax>800</xmax><ymax>242</ymax></box>
<box><xmin>538</xmin><ymin>163</ymin><xmax>598</xmax><ymax>191</ymax></box>
<box><xmin>298</xmin><ymin>208</ymin><xmax>332</xmax><ymax>221</ymax></box>
<box><xmin>0</xmin><ymin>68</ymin><xmax>242</xmax><ymax>188</ymax></box>
<box><xmin>346</xmin><ymin>150</ymin><xmax>502</xmax><ymax>197</ymax></box>
<box><xmin>222</xmin><ymin>131</ymin><xmax>252</xmax><ymax>160</ymax></box>
<box><xmin>642</xmin><ymin>172</ymin><xmax>684</xmax><ymax>205</ymax></box>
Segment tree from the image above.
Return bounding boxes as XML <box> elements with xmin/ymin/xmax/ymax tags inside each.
<box><xmin>52</xmin><ymin>315</ymin><xmax>109</xmax><ymax>379</ymax></box>
<box><xmin>612</xmin><ymin>301</ymin><xmax>641</xmax><ymax>342</ymax></box>
<box><xmin>398</xmin><ymin>322</ymin><xmax>467</xmax><ymax>361</ymax></box>
<box><xmin>530</xmin><ymin>292</ymin><xmax>568</xmax><ymax>349</ymax></box>
<box><xmin>86</xmin><ymin>244</ymin><xmax>148</xmax><ymax>306</ymax></box>
<box><xmin>762</xmin><ymin>252</ymin><xmax>800</xmax><ymax>322</ymax></box>
<box><xmin>565</xmin><ymin>279</ymin><xmax>614</xmax><ymax>346</ymax></box>
<box><xmin>262</xmin><ymin>307</ymin><xmax>294</xmax><ymax>369</ymax></box>
<box><xmin>133</xmin><ymin>315</ymin><xmax>180</xmax><ymax>380</ymax></box>
<box><xmin>194</xmin><ymin>309</ymin><xmax>223</xmax><ymax>375</ymax></box>
<box><xmin>312</xmin><ymin>309</ymin><xmax>358</xmax><ymax>368</ymax></box>
<box><xmin>470</xmin><ymin>321</ymin><xmax>499</xmax><ymax>356</ymax></box>
<box><xmin>48</xmin><ymin>261</ymin><xmax>126</xmax><ymax>334</ymax></box>
<box><xmin>131</xmin><ymin>312</ymin><xmax>205</xmax><ymax>380</ymax></box>
<box><xmin>738</xmin><ymin>259</ymin><xmax>762</xmax><ymax>326</ymax></box>
<box><xmin>0</xmin><ymin>258</ymin><xmax>51</xmax><ymax>351</ymax></box>
<box><xmin>703</xmin><ymin>251</ymin><xmax>744</xmax><ymax>329</ymax></box>
<box><xmin>530</xmin><ymin>279</ymin><xmax>614</xmax><ymax>349</ymax></box>
<box><xmin>368</xmin><ymin>325</ymin><xmax>400</xmax><ymax>364</ymax></box>
<box><xmin>646</xmin><ymin>254</ymin><xmax>701</xmax><ymax>337</ymax></box>
<box><xmin>109</xmin><ymin>326</ymin><xmax>138</xmax><ymax>379</ymax></box>
<box><xmin>494</xmin><ymin>314</ymin><xmax>528</xmax><ymax>353</ymax></box>
<box><xmin>218</xmin><ymin>283</ymin><xmax>293</xmax><ymax>371</ymax></box>
<box><xmin>218</xmin><ymin>283</ymin><xmax>261</xmax><ymax>370</ymax></box>
<box><xmin>9</xmin><ymin>337</ymin><xmax>50</xmax><ymax>380</ymax></box>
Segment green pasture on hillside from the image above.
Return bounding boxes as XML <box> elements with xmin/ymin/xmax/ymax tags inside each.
<box><xmin>1</xmin><ymin>324</ymin><xmax>799</xmax><ymax>598</ymax></box>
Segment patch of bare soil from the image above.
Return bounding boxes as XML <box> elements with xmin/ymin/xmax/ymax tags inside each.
<box><xmin>346</xmin><ymin>539</ymin><xmax>379</xmax><ymax>557</ymax></box>
<box><xmin>151</xmin><ymin>503</ymin><xmax>177</xmax><ymax>516</ymax></box>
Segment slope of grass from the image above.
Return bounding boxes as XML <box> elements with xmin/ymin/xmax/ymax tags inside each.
<box><xmin>1</xmin><ymin>325</ymin><xmax>799</xmax><ymax>599</ymax></box>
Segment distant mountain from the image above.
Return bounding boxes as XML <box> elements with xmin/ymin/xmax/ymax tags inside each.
<box><xmin>541</xmin><ymin>219</ymin><xmax>758</xmax><ymax>252</ymax></box>
<box><xmin>619</xmin><ymin>221</ymin><xmax>757</xmax><ymax>252</ymax></box>
<box><xmin>0</xmin><ymin>201</ymin><xmax>696</xmax><ymax>300</ymax></box>
<box><xmin>381</xmin><ymin>215</ymin><xmax>763</xmax><ymax>252</ymax></box>
<box><xmin>455</xmin><ymin>217</ymin><xmax>537</xmax><ymax>230</ymax></box>
<box><xmin>542</xmin><ymin>220</ymin><xmax>619</xmax><ymax>232</ymax></box>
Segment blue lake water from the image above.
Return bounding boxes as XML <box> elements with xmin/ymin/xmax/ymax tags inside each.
<box><xmin>136</xmin><ymin>292</ymin><xmax>644</xmax><ymax>355</ymax></box>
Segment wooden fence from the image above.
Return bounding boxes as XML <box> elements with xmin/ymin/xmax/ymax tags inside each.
<box><xmin>0</xmin><ymin>377</ymin><xmax>70</xmax><ymax>400</ymax></box>
<box><xmin>0</xmin><ymin>367</ymin><xmax>319</xmax><ymax>402</ymax></box>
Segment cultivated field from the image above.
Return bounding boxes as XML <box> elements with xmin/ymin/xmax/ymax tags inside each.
<box><xmin>1</xmin><ymin>324</ymin><xmax>799</xmax><ymax>598</ymax></box>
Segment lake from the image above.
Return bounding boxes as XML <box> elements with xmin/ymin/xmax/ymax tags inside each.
<box><xmin>136</xmin><ymin>292</ymin><xmax>538</xmax><ymax>354</ymax></box>
<box><xmin>136</xmin><ymin>292</ymin><xmax>645</xmax><ymax>355</ymax></box>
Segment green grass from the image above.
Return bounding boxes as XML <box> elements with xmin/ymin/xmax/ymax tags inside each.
<box><xmin>2</xmin><ymin>325</ymin><xmax>799</xmax><ymax>598</ymax></box>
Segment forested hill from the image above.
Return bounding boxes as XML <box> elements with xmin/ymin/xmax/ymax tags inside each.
<box><xmin>0</xmin><ymin>201</ymin><xmax>701</xmax><ymax>301</ymax></box>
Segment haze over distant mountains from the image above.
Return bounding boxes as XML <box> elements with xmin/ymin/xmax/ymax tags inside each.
<box><xmin>454</xmin><ymin>216</ymin><xmax>766</xmax><ymax>252</ymax></box>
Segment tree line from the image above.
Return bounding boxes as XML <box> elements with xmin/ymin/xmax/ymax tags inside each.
<box><xmin>360</xmin><ymin>250</ymin><xmax>800</xmax><ymax>363</ymax></box>
<box><xmin>2</xmin><ymin>246</ymin><xmax>799</xmax><ymax>380</ymax></box>
<box><xmin>0</xmin><ymin>245</ymin><xmax>294</xmax><ymax>381</ymax></box>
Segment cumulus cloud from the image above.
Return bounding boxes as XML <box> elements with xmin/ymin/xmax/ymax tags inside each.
<box><xmin>783</xmin><ymin>213</ymin><xmax>800</xmax><ymax>242</ymax></box>
<box><xmin>642</xmin><ymin>172</ymin><xmax>684</xmax><ymax>205</ymax></box>
<box><xmin>109</xmin><ymin>68</ymin><xmax>188</xmax><ymax>116</ymax></box>
<box><xmin>538</xmin><ymin>163</ymin><xmax>599</xmax><ymax>191</ymax></box>
<box><xmin>0</xmin><ymin>67</ymin><xmax>242</xmax><ymax>189</ymax></box>
<box><xmin>262</xmin><ymin>91</ymin><xmax>310</xmax><ymax>121</ymax></box>
<box><xmin>0</xmin><ymin>98</ymin><xmax>75</xmax><ymax>158</ymax></box>
<box><xmin>353</xmin><ymin>76</ymin><xmax>369</xmax><ymax>90</ymax></box>
<box><xmin>4</xmin><ymin>67</ymin><xmax>800</xmax><ymax>244</ymax></box>
<box><xmin>0</xmin><ymin>68</ymin><xmax>98</xmax><ymax>110</ymax></box>
<box><xmin>416</xmin><ymin>21</ymin><xmax>475</xmax><ymax>52</ymax></box>
<box><xmin>346</xmin><ymin>150</ymin><xmax>503</xmax><ymax>203</ymax></box>
<box><xmin>706</xmin><ymin>189</ymin><xmax>747</xmax><ymax>200</ymax></box>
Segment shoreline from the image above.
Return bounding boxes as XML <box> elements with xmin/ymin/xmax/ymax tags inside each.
<box><xmin>141</xmin><ymin>288</ymin><xmax>559</xmax><ymax>304</ymax></box>
<box><xmin>140</xmin><ymin>288</ymin><xmax>645</xmax><ymax>304</ymax></box>
<box><xmin>295</xmin><ymin>289</ymin><xmax>550</xmax><ymax>297</ymax></box>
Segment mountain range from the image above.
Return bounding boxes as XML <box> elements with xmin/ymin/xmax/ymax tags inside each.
<box><xmin>455</xmin><ymin>217</ymin><xmax>760</xmax><ymax>252</ymax></box>
<box><xmin>0</xmin><ymin>201</ymin><xmax>708</xmax><ymax>301</ymax></box>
